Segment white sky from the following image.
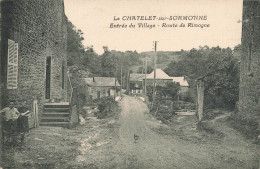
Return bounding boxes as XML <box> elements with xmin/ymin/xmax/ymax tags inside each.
<box><xmin>64</xmin><ymin>0</ymin><xmax>243</xmax><ymax>55</ymax></box>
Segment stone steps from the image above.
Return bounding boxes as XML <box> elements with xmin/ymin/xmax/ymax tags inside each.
<box><xmin>40</xmin><ymin>102</ymin><xmax>70</xmax><ymax>127</ymax></box>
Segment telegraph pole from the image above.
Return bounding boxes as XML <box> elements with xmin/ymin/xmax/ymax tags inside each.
<box><xmin>114</xmin><ymin>67</ymin><xmax>117</xmax><ymax>101</ymax></box>
<box><xmin>126</xmin><ymin>69</ymin><xmax>130</xmax><ymax>94</ymax></box>
<box><xmin>152</xmin><ymin>41</ymin><xmax>158</xmax><ymax>109</ymax></box>
<box><xmin>120</xmin><ymin>56</ymin><xmax>123</xmax><ymax>96</ymax></box>
<box><xmin>120</xmin><ymin>67</ymin><xmax>122</xmax><ymax>96</ymax></box>
<box><xmin>144</xmin><ymin>57</ymin><xmax>147</xmax><ymax>95</ymax></box>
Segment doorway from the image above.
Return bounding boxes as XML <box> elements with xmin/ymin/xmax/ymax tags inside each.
<box><xmin>46</xmin><ymin>57</ymin><xmax>51</xmax><ymax>99</ymax></box>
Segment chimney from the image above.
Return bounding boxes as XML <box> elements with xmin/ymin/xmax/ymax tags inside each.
<box><xmin>93</xmin><ymin>77</ymin><xmax>95</xmax><ymax>82</ymax></box>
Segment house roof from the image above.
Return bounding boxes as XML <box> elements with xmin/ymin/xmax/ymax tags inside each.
<box><xmin>147</xmin><ymin>68</ymin><xmax>189</xmax><ymax>87</ymax></box>
<box><xmin>84</xmin><ymin>77</ymin><xmax>120</xmax><ymax>87</ymax></box>
<box><xmin>129</xmin><ymin>73</ymin><xmax>146</xmax><ymax>81</ymax></box>
<box><xmin>146</xmin><ymin>68</ymin><xmax>172</xmax><ymax>79</ymax></box>
<box><xmin>129</xmin><ymin>69</ymin><xmax>189</xmax><ymax>87</ymax></box>
<box><xmin>171</xmin><ymin>77</ymin><xmax>189</xmax><ymax>87</ymax></box>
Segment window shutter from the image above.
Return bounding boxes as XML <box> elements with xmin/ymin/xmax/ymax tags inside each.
<box><xmin>7</xmin><ymin>39</ymin><xmax>18</xmax><ymax>89</ymax></box>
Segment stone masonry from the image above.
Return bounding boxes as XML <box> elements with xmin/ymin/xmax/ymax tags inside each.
<box><xmin>239</xmin><ymin>0</ymin><xmax>260</xmax><ymax>121</ymax></box>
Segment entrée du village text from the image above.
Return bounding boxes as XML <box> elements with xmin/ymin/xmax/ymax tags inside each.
<box><xmin>110</xmin><ymin>15</ymin><xmax>210</xmax><ymax>29</ymax></box>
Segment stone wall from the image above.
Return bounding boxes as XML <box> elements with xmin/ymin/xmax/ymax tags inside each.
<box><xmin>239</xmin><ymin>0</ymin><xmax>260</xmax><ymax>120</ymax></box>
<box><xmin>1</xmin><ymin>0</ymin><xmax>67</xmax><ymax>117</ymax></box>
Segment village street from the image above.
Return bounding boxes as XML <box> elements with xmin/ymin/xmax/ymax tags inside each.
<box><xmin>1</xmin><ymin>95</ymin><xmax>259</xmax><ymax>169</ymax></box>
<box><xmin>86</xmin><ymin>95</ymin><xmax>259</xmax><ymax>169</ymax></box>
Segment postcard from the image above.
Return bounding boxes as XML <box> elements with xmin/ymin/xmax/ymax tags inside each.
<box><xmin>0</xmin><ymin>0</ymin><xmax>259</xmax><ymax>168</ymax></box>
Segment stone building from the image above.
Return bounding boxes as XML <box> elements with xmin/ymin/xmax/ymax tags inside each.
<box><xmin>0</xmin><ymin>0</ymin><xmax>68</xmax><ymax>125</ymax></box>
<box><xmin>146</xmin><ymin>69</ymin><xmax>189</xmax><ymax>93</ymax></box>
<box><xmin>129</xmin><ymin>69</ymin><xmax>189</xmax><ymax>94</ymax></box>
<box><xmin>129</xmin><ymin>73</ymin><xmax>146</xmax><ymax>94</ymax></box>
<box><xmin>84</xmin><ymin>77</ymin><xmax>121</xmax><ymax>99</ymax></box>
<box><xmin>239</xmin><ymin>0</ymin><xmax>260</xmax><ymax>122</ymax></box>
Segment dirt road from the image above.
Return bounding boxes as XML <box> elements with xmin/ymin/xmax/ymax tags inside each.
<box><xmin>106</xmin><ymin>95</ymin><xmax>259</xmax><ymax>169</ymax></box>
<box><xmin>112</xmin><ymin>96</ymin><xmax>180</xmax><ymax>168</ymax></box>
<box><xmin>1</xmin><ymin>95</ymin><xmax>259</xmax><ymax>169</ymax></box>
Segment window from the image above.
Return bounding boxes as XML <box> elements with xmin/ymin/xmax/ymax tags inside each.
<box><xmin>46</xmin><ymin>57</ymin><xmax>51</xmax><ymax>99</ymax></box>
<box><xmin>7</xmin><ymin>39</ymin><xmax>18</xmax><ymax>89</ymax></box>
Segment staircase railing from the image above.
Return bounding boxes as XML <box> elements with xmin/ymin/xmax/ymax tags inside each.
<box><xmin>67</xmin><ymin>71</ymin><xmax>79</xmax><ymax>127</ymax></box>
<box><xmin>67</xmin><ymin>71</ymin><xmax>73</xmax><ymax>103</ymax></box>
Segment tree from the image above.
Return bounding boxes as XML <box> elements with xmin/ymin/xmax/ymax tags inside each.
<box><xmin>66</xmin><ymin>20</ymin><xmax>85</xmax><ymax>67</ymax></box>
<box><xmin>164</xmin><ymin>46</ymin><xmax>240</xmax><ymax>109</ymax></box>
<box><xmin>82</xmin><ymin>46</ymin><xmax>101</xmax><ymax>76</ymax></box>
<box><xmin>137</xmin><ymin>66</ymin><xmax>153</xmax><ymax>74</ymax></box>
<box><xmin>159</xmin><ymin>82</ymin><xmax>181</xmax><ymax>101</ymax></box>
<box><xmin>146</xmin><ymin>82</ymin><xmax>180</xmax><ymax>104</ymax></box>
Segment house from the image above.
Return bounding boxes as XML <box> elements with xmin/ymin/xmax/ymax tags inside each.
<box><xmin>137</xmin><ymin>68</ymin><xmax>189</xmax><ymax>93</ymax></box>
<box><xmin>146</xmin><ymin>68</ymin><xmax>173</xmax><ymax>86</ymax></box>
<box><xmin>129</xmin><ymin>69</ymin><xmax>189</xmax><ymax>94</ymax></box>
<box><xmin>171</xmin><ymin>77</ymin><xmax>189</xmax><ymax>93</ymax></box>
<box><xmin>0</xmin><ymin>0</ymin><xmax>71</xmax><ymax>127</ymax></box>
<box><xmin>84</xmin><ymin>77</ymin><xmax>121</xmax><ymax>99</ymax></box>
<box><xmin>129</xmin><ymin>73</ymin><xmax>146</xmax><ymax>94</ymax></box>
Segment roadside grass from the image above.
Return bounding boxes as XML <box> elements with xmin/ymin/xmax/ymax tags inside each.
<box><xmin>197</xmin><ymin>121</ymin><xmax>225</xmax><ymax>139</ymax></box>
<box><xmin>1</xmin><ymin>98</ymin><xmax>121</xmax><ymax>169</ymax></box>
<box><xmin>150</xmin><ymin>108</ymin><xmax>231</xmax><ymax>145</ymax></box>
<box><xmin>227</xmin><ymin>114</ymin><xmax>260</xmax><ymax>142</ymax></box>
<box><xmin>203</xmin><ymin>109</ymin><xmax>225</xmax><ymax>120</ymax></box>
<box><xmin>1</xmin><ymin>127</ymin><xmax>82</xmax><ymax>169</ymax></box>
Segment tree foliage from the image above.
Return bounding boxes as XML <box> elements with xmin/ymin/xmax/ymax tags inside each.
<box><xmin>146</xmin><ymin>82</ymin><xmax>180</xmax><ymax>103</ymax></box>
<box><xmin>66</xmin><ymin>20</ymin><xmax>143</xmax><ymax>89</ymax></box>
<box><xmin>164</xmin><ymin>46</ymin><xmax>240</xmax><ymax>109</ymax></box>
<box><xmin>66</xmin><ymin>20</ymin><xmax>85</xmax><ymax>67</ymax></box>
<box><xmin>137</xmin><ymin>65</ymin><xmax>153</xmax><ymax>74</ymax></box>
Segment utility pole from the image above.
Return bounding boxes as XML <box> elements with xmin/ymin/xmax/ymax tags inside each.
<box><xmin>126</xmin><ymin>69</ymin><xmax>130</xmax><ymax>94</ymax></box>
<box><xmin>120</xmin><ymin>67</ymin><xmax>122</xmax><ymax>96</ymax></box>
<box><xmin>114</xmin><ymin>67</ymin><xmax>117</xmax><ymax>101</ymax></box>
<box><xmin>120</xmin><ymin>56</ymin><xmax>123</xmax><ymax>96</ymax></box>
<box><xmin>152</xmin><ymin>41</ymin><xmax>158</xmax><ymax>109</ymax></box>
<box><xmin>144</xmin><ymin>57</ymin><xmax>147</xmax><ymax>95</ymax></box>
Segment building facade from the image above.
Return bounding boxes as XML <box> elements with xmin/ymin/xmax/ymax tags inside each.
<box><xmin>129</xmin><ymin>73</ymin><xmax>145</xmax><ymax>94</ymax></box>
<box><xmin>84</xmin><ymin>77</ymin><xmax>121</xmax><ymax>99</ymax></box>
<box><xmin>129</xmin><ymin>69</ymin><xmax>189</xmax><ymax>94</ymax></box>
<box><xmin>239</xmin><ymin>0</ymin><xmax>260</xmax><ymax>121</ymax></box>
<box><xmin>0</xmin><ymin>0</ymin><xmax>68</xmax><ymax>122</ymax></box>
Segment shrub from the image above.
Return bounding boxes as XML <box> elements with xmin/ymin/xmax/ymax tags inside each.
<box><xmin>93</xmin><ymin>96</ymin><xmax>114</xmax><ymax>119</ymax></box>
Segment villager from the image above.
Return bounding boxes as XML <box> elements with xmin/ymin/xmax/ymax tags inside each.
<box><xmin>17</xmin><ymin>100</ymin><xmax>30</xmax><ymax>143</ymax></box>
<box><xmin>0</xmin><ymin>100</ymin><xmax>20</xmax><ymax>145</ymax></box>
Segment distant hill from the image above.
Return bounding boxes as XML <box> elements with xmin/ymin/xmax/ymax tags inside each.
<box><xmin>130</xmin><ymin>51</ymin><xmax>182</xmax><ymax>73</ymax></box>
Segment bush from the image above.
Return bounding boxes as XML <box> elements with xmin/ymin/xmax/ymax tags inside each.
<box><xmin>155</xmin><ymin>108</ymin><xmax>175</xmax><ymax>124</ymax></box>
<box><xmin>93</xmin><ymin>96</ymin><xmax>114</xmax><ymax>119</ymax></box>
<box><xmin>151</xmin><ymin>99</ymin><xmax>177</xmax><ymax>124</ymax></box>
<box><xmin>181</xmin><ymin>90</ymin><xmax>194</xmax><ymax>103</ymax></box>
